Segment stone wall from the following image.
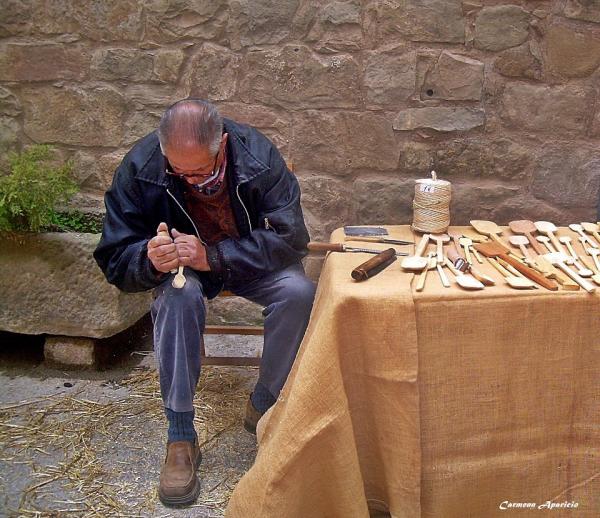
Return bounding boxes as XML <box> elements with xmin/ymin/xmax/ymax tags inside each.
<box><xmin>2</xmin><ymin>1</ymin><xmax>600</xmax><ymax>277</ymax></box>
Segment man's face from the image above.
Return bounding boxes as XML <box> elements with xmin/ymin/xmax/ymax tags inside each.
<box><xmin>163</xmin><ymin>133</ymin><xmax>228</xmax><ymax>185</ymax></box>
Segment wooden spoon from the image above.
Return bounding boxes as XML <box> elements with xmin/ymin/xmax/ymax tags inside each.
<box><xmin>459</xmin><ymin>236</ymin><xmax>474</xmax><ymax>264</ymax></box>
<box><xmin>544</xmin><ymin>252</ymin><xmax>596</xmax><ymax>293</ymax></box>
<box><xmin>569</xmin><ymin>223</ymin><xmax>599</xmax><ymax>250</ymax></box>
<box><xmin>487</xmin><ymin>257</ymin><xmax>536</xmax><ymax>289</ymax></box>
<box><xmin>429</xmin><ymin>233</ymin><xmax>450</xmax><ymax>264</ymax></box>
<box><xmin>534</xmin><ymin>256</ymin><xmax>579</xmax><ymax>291</ymax></box>
<box><xmin>447</xmin><ymin>247</ymin><xmax>495</xmax><ymax>286</ymax></box>
<box><xmin>158</xmin><ymin>228</ymin><xmax>186</xmax><ymax>289</ymax></box>
<box><xmin>559</xmin><ymin>236</ymin><xmax>594</xmax><ymax>277</ymax></box>
<box><xmin>470</xmin><ymin>220</ymin><xmax>513</xmax><ymax>254</ymax></box>
<box><xmin>581</xmin><ymin>222</ymin><xmax>600</xmax><ymax>245</ymax></box>
<box><xmin>509</xmin><ymin>235</ymin><xmax>535</xmax><ymax>266</ymax></box>
<box><xmin>509</xmin><ymin>220</ymin><xmax>546</xmax><ymax>256</ymax></box>
<box><xmin>586</xmin><ymin>248</ymin><xmax>600</xmax><ymax>286</ymax></box>
<box><xmin>416</xmin><ymin>253</ymin><xmax>436</xmax><ymax>292</ymax></box>
<box><xmin>534</xmin><ymin>221</ymin><xmax>568</xmax><ymax>256</ymax></box>
<box><xmin>443</xmin><ymin>254</ymin><xmax>484</xmax><ymax>290</ymax></box>
<box><xmin>474</xmin><ymin>241</ymin><xmax>558</xmax><ymax>291</ymax></box>
<box><xmin>536</xmin><ymin>235</ymin><xmax>556</xmax><ymax>253</ymax></box>
<box><xmin>401</xmin><ymin>234</ymin><xmax>430</xmax><ymax>271</ymax></box>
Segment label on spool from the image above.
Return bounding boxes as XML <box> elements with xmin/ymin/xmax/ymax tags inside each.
<box><xmin>420</xmin><ymin>184</ymin><xmax>435</xmax><ymax>193</ymax></box>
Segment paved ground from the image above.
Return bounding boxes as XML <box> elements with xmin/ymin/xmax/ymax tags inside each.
<box><xmin>0</xmin><ymin>320</ymin><xmax>264</xmax><ymax>518</ymax></box>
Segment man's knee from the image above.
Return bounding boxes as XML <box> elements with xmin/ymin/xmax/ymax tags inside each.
<box><xmin>280</xmin><ymin>274</ymin><xmax>316</xmax><ymax>310</ymax></box>
<box><xmin>153</xmin><ymin>273</ymin><xmax>206</xmax><ymax>312</ymax></box>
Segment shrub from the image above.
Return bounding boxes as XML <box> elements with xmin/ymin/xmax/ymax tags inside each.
<box><xmin>0</xmin><ymin>145</ymin><xmax>78</xmax><ymax>232</ymax></box>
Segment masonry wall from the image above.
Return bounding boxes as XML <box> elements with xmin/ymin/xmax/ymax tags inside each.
<box><xmin>2</xmin><ymin>1</ymin><xmax>600</xmax><ymax>277</ymax></box>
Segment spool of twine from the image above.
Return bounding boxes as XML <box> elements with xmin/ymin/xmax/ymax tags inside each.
<box><xmin>412</xmin><ymin>170</ymin><xmax>451</xmax><ymax>234</ymax></box>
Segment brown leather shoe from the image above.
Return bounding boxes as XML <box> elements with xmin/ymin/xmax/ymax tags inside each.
<box><xmin>158</xmin><ymin>440</ymin><xmax>202</xmax><ymax>507</ymax></box>
<box><xmin>243</xmin><ymin>396</ymin><xmax>263</xmax><ymax>435</ymax></box>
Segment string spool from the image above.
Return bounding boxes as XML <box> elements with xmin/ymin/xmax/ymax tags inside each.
<box><xmin>412</xmin><ymin>170</ymin><xmax>451</xmax><ymax>234</ymax></box>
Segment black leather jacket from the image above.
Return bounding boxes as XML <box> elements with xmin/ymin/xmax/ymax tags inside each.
<box><xmin>94</xmin><ymin>119</ymin><xmax>310</xmax><ymax>298</ymax></box>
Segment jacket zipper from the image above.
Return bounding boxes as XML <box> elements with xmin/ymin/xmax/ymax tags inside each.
<box><xmin>166</xmin><ymin>188</ymin><xmax>206</xmax><ymax>245</ymax></box>
<box><xmin>236</xmin><ymin>184</ymin><xmax>252</xmax><ymax>233</ymax></box>
<box><xmin>264</xmin><ymin>217</ymin><xmax>274</xmax><ymax>231</ymax></box>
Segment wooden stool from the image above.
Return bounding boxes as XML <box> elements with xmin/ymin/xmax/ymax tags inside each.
<box><xmin>203</xmin><ymin>290</ymin><xmax>262</xmax><ymax>366</ymax></box>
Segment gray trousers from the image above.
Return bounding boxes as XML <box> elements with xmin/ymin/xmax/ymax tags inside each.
<box><xmin>150</xmin><ymin>263</ymin><xmax>316</xmax><ymax>413</ymax></box>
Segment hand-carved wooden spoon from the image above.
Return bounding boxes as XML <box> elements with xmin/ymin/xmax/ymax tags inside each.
<box><xmin>445</xmin><ymin>251</ymin><xmax>484</xmax><ymax>290</ymax></box>
<box><xmin>545</xmin><ymin>252</ymin><xmax>596</xmax><ymax>293</ymax></box>
<box><xmin>470</xmin><ymin>220</ymin><xmax>513</xmax><ymax>254</ymax></box>
<box><xmin>401</xmin><ymin>234</ymin><xmax>430</xmax><ymax>271</ymax></box>
<box><xmin>586</xmin><ymin>248</ymin><xmax>600</xmax><ymax>286</ymax></box>
<box><xmin>158</xmin><ymin>228</ymin><xmax>186</xmax><ymax>289</ymax></box>
<box><xmin>570</xmin><ymin>223</ymin><xmax>598</xmax><ymax>250</ymax></box>
<box><xmin>534</xmin><ymin>221</ymin><xmax>568</xmax><ymax>256</ymax></box>
<box><xmin>509</xmin><ymin>220</ymin><xmax>546</xmax><ymax>256</ymax></box>
<box><xmin>581</xmin><ymin>222</ymin><xmax>600</xmax><ymax>245</ymax></box>
<box><xmin>534</xmin><ymin>256</ymin><xmax>579</xmax><ymax>291</ymax></box>
<box><xmin>429</xmin><ymin>233</ymin><xmax>450</xmax><ymax>264</ymax></box>
<box><xmin>559</xmin><ymin>236</ymin><xmax>593</xmax><ymax>277</ymax></box>
<box><xmin>487</xmin><ymin>257</ymin><xmax>536</xmax><ymax>289</ymax></box>
<box><xmin>509</xmin><ymin>235</ymin><xmax>535</xmax><ymax>266</ymax></box>
<box><xmin>474</xmin><ymin>241</ymin><xmax>558</xmax><ymax>291</ymax></box>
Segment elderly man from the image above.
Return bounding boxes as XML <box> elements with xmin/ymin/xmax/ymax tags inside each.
<box><xmin>94</xmin><ymin>99</ymin><xmax>316</xmax><ymax>506</ymax></box>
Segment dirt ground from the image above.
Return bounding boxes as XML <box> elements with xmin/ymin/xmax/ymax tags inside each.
<box><xmin>0</xmin><ymin>320</ymin><xmax>263</xmax><ymax>518</ymax></box>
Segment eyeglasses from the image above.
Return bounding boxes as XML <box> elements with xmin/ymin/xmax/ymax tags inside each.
<box><xmin>165</xmin><ymin>152</ymin><xmax>220</xmax><ymax>180</ymax></box>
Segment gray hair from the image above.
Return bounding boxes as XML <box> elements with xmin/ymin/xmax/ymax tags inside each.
<box><xmin>157</xmin><ymin>99</ymin><xmax>223</xmax><ymax>154</ymax></box>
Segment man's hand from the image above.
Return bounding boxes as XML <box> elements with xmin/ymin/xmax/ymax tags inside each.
<box><xmin>172</xmin><ymin>228</ymin><xmax>211</xmax><ymax>271</ymax></box>
<box><xmin>147</xmin><ymin>222</ymin><xmax>179</xmax><ymax>273</ymax></box>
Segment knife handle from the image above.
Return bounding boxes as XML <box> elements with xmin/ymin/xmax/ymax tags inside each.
<box><xmin>351</xmin><ymin>249</ymin><xmax>397</xmax><ymax>281</ymax></box>
<box><xmin>308</xmin><ymin>242</ymin><xmax>344</xmax><ymax>253</ymax></box>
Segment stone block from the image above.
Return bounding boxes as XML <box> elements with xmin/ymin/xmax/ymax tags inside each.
<box><xmin>293</xmin><ymin>111</ymin><xmax>398</xmax><ymax>173</ymax></box>
<box><xmin>122</xmin><ymin>110</ymin><xmax>163</xmax><ymax>147</ymax></box>
<box><xmin>474</xmin><ymin>5</ymin><xmax>530</xmax><ymax>51</ymax></box>
<box><xmin>563</xmin><ymin>0</ymin><xmax>600</xmax><ymax>23</ymax></box>
<box><xmin>186</xmin><ymin>43</ymin><xmax>241</xmax><ymax>101</ymax></box>
<box><xmin>500</xmin><ymin>83</ymin><xmax>589</xmax><ymax>135</ymax></box>
<box><xmin>393</xmin><ymin>107</ymin><xmax>485</xmax><ymax>132</ymax></box>
<box><xmin>364</xmin><ymin>0</ymin><xmax>464</xmax><ymax>45</ymax></box>
<box><xmin>0</xmin><ymin>43</ymin><xmax>88</xmax><ymax>81</ymax></box>
<box><xmin>240</xmin><ymin>45</ymin><xmax>361</xmax><ymax>109</ymax></box>
<box><xmin>0</xmin><ymin>0</ymin><xmax>32</xmax><ymax>37</ymax></box>
<box><xmin>44</xmin><ymin>336</ymin><xmax>96</xmax><ymax>367</ymax></box>
<box><xmin>434</xmin><ymin>138</ymin><xmax>532</xmax><ymax>181</ymax></box>
<box><xmin>351</xmin><ymin>177</ymin><xmax>415</xmax><ymax>226</ymax></box>
<box><xmin>216</xmin><ymin>103</ymin><xmax>291</xmax><ymax>157</ymax></box>
<box><xmin>545</xmin><ymin>24</ymin><xmax>600</xmax><ymax>78</ymax></box>
<box><xmin>450</xmin><ymin>184</ymin><xmax>521</xmax><ymax>225</ymax></box>
<box><xmin>144</xmin><ymin>0</ymin><xmax>227</xmax><ymax>44</ymax></box>
<box><xmin>531</xmin><ymin>144</ymin><xmax>600</xmax><ymax>210</ymax></box>
<box><xmin>364</xmin><ymin>48</ymin><xmax>416</xmax><ymax>106</ymax></box>
<box><xmin>0</xmin><ymin>233</ymin><xmax>152</xmax><ymax>339</ymax></box>
<box><xmin>72</xmin><ymin>150</ymin><xmax>124</xmax><ymax>193</ymax></box>
<box><xmin>91</xmin><ymin>48</ymin><xmax>184</xmax><ymax>83</ymax></box>
<box><xmin>206</xmin><ymin>296</ymin><xmax>263</xmax><ymax>326</ymax></box>
<box><xmin>419</xmin><ymin>50</ymin><xmax>484</xmax><ymax>101</ymax></box>
<box><xmin>71</xmin><ymin>0</ymin><xmax>143</xmax><ymax>41</ymax></box>
<box><xmin>0</xmin><ymin>86</ymin><xmax>21</xmax><ymax>117</ymax></box>
<box><xmin>494</xmin><ymin>42</ymin><xmax>542</xmax><ymax>80</ymax></box>
<box><xmin>306</xmin><ymin>0</ymin><xmax>363</xmax><ymax>52</ymax></box>
<box><xmin>227</xmin><ymin>0</ymin><xmax>300</xmax><ymax>49</ymax></box>
<box><xmin>298</xmin><ymin>175</ymin><xmax>353</xmax><ymax>241</ymax></box>
<box><xmin>22</xmin><ymin>85</ymin><xmax>126</xmax><ymax>147</ymax></box>
<box><xmin>0</xmin><ymin>117</ymin><xmax>19</xmax><ymax>157</ymax></box>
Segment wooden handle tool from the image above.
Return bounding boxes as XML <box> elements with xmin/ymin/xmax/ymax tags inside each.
<box><xmin>158</xmin><ymin>227</ymin><xmax>185</xmax><ymax>289</ymax></box>
<box><xmin>474</xmin><ymin>241</ymin><xmax>559</xmax><ymax>291</ymax></box>
<box><xmin>351</xmin><ymin>248</ymin><xmax>397</xmax><ymax>281</ymax></box>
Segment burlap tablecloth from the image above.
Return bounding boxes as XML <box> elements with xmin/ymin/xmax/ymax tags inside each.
<box><xmin>226</xmin><ymin>226</ymin><xmax>600</xmax><ymax>517</ymax></box>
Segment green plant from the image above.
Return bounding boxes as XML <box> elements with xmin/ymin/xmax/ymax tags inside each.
<box><xmin>0</xmin><ymin>144</ymin><xmax>78</xmax><ymax>232</ymax></box>
<box><xmin>49</xmin><ymin>210</ymin><xmax>104</xmax><ymax>233</ymax></box>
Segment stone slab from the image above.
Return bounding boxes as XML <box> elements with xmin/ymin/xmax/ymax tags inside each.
<box><xmin>0</xmin><ymin>233</ymin><xmax>151</xmax><ymax>338</ymax></box>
